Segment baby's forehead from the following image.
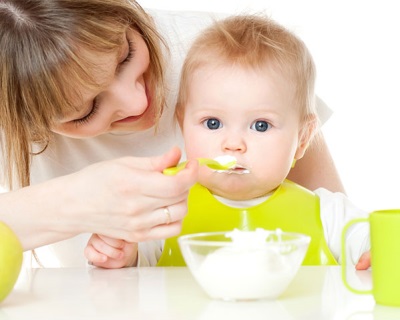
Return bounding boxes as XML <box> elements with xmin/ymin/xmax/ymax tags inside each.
<box><xmin>193</xmin><ymin>59</ymin><xmax>291</xmax><ymax>79</ymax></box>
<box><xmin>189</xmin><ymin>62</ymin><xmax>296</xmax><ymax>97</ymax></box>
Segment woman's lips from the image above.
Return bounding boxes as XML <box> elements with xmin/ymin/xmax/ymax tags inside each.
<box><xmin>114</xmin><ymin>114</ymin><xmax>143</xmax><ymax>123</ymax></box>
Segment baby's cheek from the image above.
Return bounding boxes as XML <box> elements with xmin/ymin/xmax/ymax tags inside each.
<box><xmin>182</xmin><ymin>128</ymin><xmax>213</xmax><ymax>158</ymax></box>
<box><xmin>183</xmin><ymin>137</ymin><xmax>203</xmax><ymax>158</ymax></box>
<box><xmin>197</xmin><ymin>169</ymin><xmax>215</xmax><ymax>187</ymax></box>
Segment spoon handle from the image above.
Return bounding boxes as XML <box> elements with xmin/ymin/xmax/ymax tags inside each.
<box><xmin>163</xmin><ymin>158</ymin><xmax>237</xmax><ymax>176</ymax></box>
<box><xmin>163</xmin><ymin>161</ymin><xmax>188</xmax><ymax>176</ymax></box>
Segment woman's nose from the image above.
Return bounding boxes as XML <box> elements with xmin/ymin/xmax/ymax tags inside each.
<box><xmin>110</xmin><ymin>76</ymin><xmax>148</xmax><ymax>116</ymax></box>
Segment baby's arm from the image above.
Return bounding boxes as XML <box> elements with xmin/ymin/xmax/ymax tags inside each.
<box><xmin>84</xmin><ymin>234</ymin><xmax>138</xmax><ymax>268</ymax></box>
<box><xmin>316</xmin><ymin>188</ymin><xmax>370</xmax><ymax>266</ymax></box>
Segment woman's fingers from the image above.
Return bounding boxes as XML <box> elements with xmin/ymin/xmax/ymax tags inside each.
<box><xmin>114</xmin><ymin>199</ymin><xmax>187</xmax><ymax>243</ymax></box>
<box><xmin>151</xmin><ymin>146</ymin><xmax>182</xmax><ymax>172</ymax></box>
<box><xmin>97</xmin><ymin>234</ymin><xmax>125</xmax><ymax>249</ymax></box>
<box><xmin>149</xmin><ymin>160</ymin><xmax>198</xmax><ymax>201</ymax></box>
<box><xmin>144</xmin><ymin>220</ymin><xmax>184</xmax><ymax>241</ymax></box>
<box><xmin>117</xmin><ymin>155</ymin><xmax>199</xmax><ymax>199</ymax></box>
<box><xmin>156</xmin><ymin>199</ymin><xmax>190</xmax><ymax>226</ymax></box>
<box><xmin>65</xmin><ymin>148</ymin><xmax>199</xmax><ymax>244</ymax></box>
<box><xmin>115</xmin><ymin>146</ymin><xmax>182</xmax><ymax>172</ymax></box>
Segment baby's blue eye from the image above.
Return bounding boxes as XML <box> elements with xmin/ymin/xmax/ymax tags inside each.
<box><xmin>204</xmin><ymin>118</ymin><xmax>222</xmax><ymax>130</ymax></box>
<box><xmin>251</xmin><ymin>120</ymin><xmax>270</xmax><ymax>132</ymax></box>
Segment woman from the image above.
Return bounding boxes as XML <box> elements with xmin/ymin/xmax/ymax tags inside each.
<box><xmin>0</xmin><ymin>0</ymin><xmax>344</xmax><ymax>267</ymax></box>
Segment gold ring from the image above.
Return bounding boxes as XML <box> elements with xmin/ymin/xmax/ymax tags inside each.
<box><xmin>164</xmin><ymin>207</ymin><xmax>171</xmax><ymax>225</ymax></box>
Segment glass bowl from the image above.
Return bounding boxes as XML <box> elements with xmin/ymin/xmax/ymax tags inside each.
<box><xmin>178</xmin><ymin>229</ymin><xmax>310</xmax><ymax>301</ymax></box>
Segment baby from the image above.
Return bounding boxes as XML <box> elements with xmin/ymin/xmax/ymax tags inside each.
<box><xmin>85</xmin><ymin>14</ymin><xmax>371</xmax><ymax>268</ymax></box>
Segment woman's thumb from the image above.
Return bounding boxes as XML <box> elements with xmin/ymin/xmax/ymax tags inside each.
<box><xmin>153</xmin><ymin>146</ymin><xmax>182</xmax><ymax>172</ymax></box>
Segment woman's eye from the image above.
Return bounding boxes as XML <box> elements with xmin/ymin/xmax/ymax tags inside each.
<box><xmin>73</xmin><ymin>99</ymin><xmax>99</xmax><ymax>126</ymax></box>
<box><xmin>203</xmin><ymin>118</ymin><xmax>222</xmax><ymax>130</ymax></box>
<box><xmin>121</xmin><ymin>40</ymin><xmax>135</xmax><ymax>66</ymax></box>
<box><xmin>251</xmin><ymin>120</ymin><xmax>270</xmax><ymax>132</ymax></box>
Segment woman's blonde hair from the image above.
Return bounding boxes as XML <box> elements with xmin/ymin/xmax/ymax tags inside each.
<box><xmin>175</xmin><ymin>14</ymin><xmax>317</xmax><ymax>127</ymax></box>
<box><xmin>0</xmin><ymin>0</ymin><xmax>166</xmax><ymax>189</ymax></box>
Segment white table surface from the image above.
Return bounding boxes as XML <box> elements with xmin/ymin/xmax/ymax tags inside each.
<box><xmin>1</xmin><ymin>266</ymin><xmax>400</xmax><ymax>320</ymax></box>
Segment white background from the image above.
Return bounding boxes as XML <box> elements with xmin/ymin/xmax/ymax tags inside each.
<box><xmin>141</xmin><ymin>0</ymin><xmax>400</xmax><ymax>212</ymax></box>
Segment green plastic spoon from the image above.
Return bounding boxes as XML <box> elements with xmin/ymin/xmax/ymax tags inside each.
<box><xmin>163</xmin><ymin>156</ymin><xmax>237</xmax><ymax>176</ymax></box>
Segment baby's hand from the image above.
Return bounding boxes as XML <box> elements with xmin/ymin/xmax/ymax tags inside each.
<box><xmin>84</xmin><ymin>234</ymin><xmax>138</xmax><ymax>269</ymax></box>
<box><xmin>355</xmin><ymin>251</ymin><xmax>371</xmax><ymax>270</ymax></box>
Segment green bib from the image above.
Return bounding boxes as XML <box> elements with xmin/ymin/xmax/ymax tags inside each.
<box><xmin>157</xmin><ymin>180</ymin><xmax>337</xmax><ymax>266</ymax></box>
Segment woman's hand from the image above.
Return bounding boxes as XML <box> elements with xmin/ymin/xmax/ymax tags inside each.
<box><xmin>84</xmin><ymin>234</ymin><xmax>138</xmax><ymax>268</ymax></box>
<box><xmin>0</xmin><ymin>147</ymin><xmax>198</xmax><ymax>250</ymax></box>
<box><xmin>65</xmin><ymin>146</ymin><xmax>199</xmax><ymax>242</ymax></box>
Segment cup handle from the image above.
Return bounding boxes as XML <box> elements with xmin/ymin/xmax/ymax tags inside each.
<box><xmin>341</xmin><ymin>218</ymin><xmax>372</xmax><ymax>294</ymax></box>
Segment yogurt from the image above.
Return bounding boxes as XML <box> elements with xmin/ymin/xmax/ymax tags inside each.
<box><xmin>213</xmin><ymin>155</ymin><xmax>237</xmax><ymax>166</ymax></box>
<box><xmin>213</xmin><ymin>155</ymin><xmax>250</xmax><ymax>174</ymax></box>
<box><xmin>194</xmin><ymin>229</ymin><xmax>301</xmax><ymax>301</ymax></box>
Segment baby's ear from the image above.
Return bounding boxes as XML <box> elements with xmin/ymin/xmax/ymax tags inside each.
<box><xmin>174</xmin><ymin>102</ymin><xmax>185</xmax><ymax>130</ymax></box>
<box><xmin>294</xmin><ymin>115</ymin><xmax>318</xmax><ymax>160</ymax></box>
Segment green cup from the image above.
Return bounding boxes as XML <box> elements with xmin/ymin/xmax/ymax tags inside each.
<box><xmin>341</xmin><ymin>209</ymin><xmax>400</xmax><ymax>307</ymax></box>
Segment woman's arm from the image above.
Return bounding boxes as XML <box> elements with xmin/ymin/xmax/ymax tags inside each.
<box><xmin>0</xmin><ymin>147</ymin><xmax>198</xmax><ymax>251</ymax></box>
<box><xmin>287</xmin><ymin>133</ymin><xmax>346</xmax><ymax>194</ymax></box>
<box><xmin>0</xmin><ymin>183</ymin><xmax>77</xmax><ymax>251</ymax></box>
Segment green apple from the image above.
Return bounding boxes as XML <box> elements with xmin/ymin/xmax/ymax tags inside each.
<box><xmin>0</xmin><ymin>222</ymin><xmax>23</xmax><ymax>302</ymax></box>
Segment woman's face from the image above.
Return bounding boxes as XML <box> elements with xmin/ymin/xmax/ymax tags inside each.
<box><xmin>51</xmin><ymin>29</ymin><xmax>153</xmax><ymax>138</ymax></box>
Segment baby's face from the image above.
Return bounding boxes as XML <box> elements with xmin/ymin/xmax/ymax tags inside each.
<box><xmin>182</xmin><ymin>64</ymin><xmax>308</xmax><ymax>200</ymax></box>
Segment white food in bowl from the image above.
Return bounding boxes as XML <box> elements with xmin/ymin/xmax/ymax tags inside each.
<box><xmin>179</xmin><ymin>229</ymin><xmax>310</xmax><ymax>301</ymax></box>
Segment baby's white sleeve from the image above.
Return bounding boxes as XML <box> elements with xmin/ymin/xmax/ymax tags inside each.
<box><xmin>137</xmin><ymin>240</ymin><xmax>164</xmax><ymax>267</ymax></box>
<box><xmin>316</xmin><ymin>188</ymin><xmax>370</xmax><ymax>265</ymax></box>
<box><xmin>316</xmin><ymin>96</ymin><xmax>332</xmax><ymax>125</ymax></box>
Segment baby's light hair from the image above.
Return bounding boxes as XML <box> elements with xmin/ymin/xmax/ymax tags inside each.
<box><xmin>175</xmin><ymin>14</ymin><xmax>318</xmax><ymax>128</ymax></box>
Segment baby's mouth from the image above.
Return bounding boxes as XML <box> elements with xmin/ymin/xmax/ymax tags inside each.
<box><xmin>216</xmin><ymin>164</ymin><xmax>250</xmax><ymax>175</ymax></box>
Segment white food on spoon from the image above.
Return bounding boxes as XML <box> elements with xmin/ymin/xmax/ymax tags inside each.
<box><xmin>213</xmin><ymin>155</ymin><xmax>237</xmax><ymax>166</ymax></box>
<box><xmin>213</xmin><ymin>155</ymin><xmax>250</xmax><ymax>174</ymax></box>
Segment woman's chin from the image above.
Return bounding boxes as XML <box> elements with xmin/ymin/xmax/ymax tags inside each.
<box><xmin>111</xmin><ymin>114</ymin><xmax>156</xmax><ymax>133</ymax></box>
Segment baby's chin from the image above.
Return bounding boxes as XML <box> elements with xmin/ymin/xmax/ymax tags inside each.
<box><xmin>199</xmin><ymin>175</ymin><xmax>279</xmax><ymax>200</ymax></box>
<box><xmin>208</xmin><ymin>185</ymin><xmax>271</xmax><ymax>201</ymax></box>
